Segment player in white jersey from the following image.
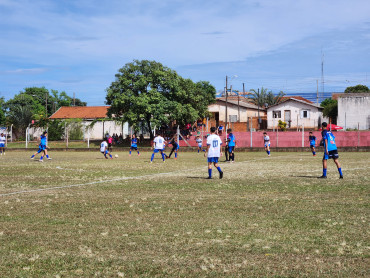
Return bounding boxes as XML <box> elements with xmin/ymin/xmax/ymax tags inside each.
<box><xmin>0</xmin><ymin>133</ymin><xmax>6</xmax><ymax>155</ymax></box>
<box><xmin>100</xmin><ymin>139</ymin><xmax>113</xmax><ymax>159</ymax></box>
<box><xmin>150</xmin><ymin>133</ymin><xmax>167</xmax><ymax>163</ymax></box>
<box><xmin>196</xmin><ymin>136</ymin><xmax>205</xmax><ymax>153</ymax></box>
<box><xmin>263</xmin><ymin>132</ymin><xmax>271</xmax><ymax>156</ymax></box>
<box><xmin>205</xmin><ymin>127</ymin><xmax>223</xmax><ymax>179</ymax></box>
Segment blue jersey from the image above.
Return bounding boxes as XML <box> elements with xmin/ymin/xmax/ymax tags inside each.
<box><xmin>309</xmin><ymin>135</ymin><xmax>316</xmax><ymax>146</ymax></box>
<box><xmin>228</xmin><ymin>133</ymin><xmax>236</xmax><ymax>147</ymax></box>
<box><xmin>321</xmin><ymin>130</ymin><xmax>337</xmax><ymax>151</ymax></box>
<box><xmin>40</xmin><ymin>135</ymin><xmax>47</xmax><ymax>146</ymax></box>
<box><xmin>131</xmin><ymin>138</ymin><xmax>138</xmax><ymax>147</ymax></box>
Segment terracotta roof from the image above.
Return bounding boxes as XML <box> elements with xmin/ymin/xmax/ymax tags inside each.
<box><xmin>280</xmin><ymin>96</ymin><xmax>314</xmax><ymax>104</ymax></box>
<box><xmin>214</xmin><ymin>98</ymin><xmax>262</xmax><ymax>110</ymax></box>
<box><xmin>49</xmin><ymin>106</ymin><xmax>109</xmax><ymax>119</ymax></box>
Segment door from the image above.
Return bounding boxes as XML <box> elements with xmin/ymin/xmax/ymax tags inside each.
<box><xmin>284</xmin><ymin>110</ymin><xmax>291</xmax><ymax>127</ymax></box>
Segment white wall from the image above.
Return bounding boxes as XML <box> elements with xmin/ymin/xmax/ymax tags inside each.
<box><xmin>267</xmin><ymin>101</ymin><xmax>323</xmax><ymax>129</ymax></box>
<box><xmin>82</xmin><ymin>121</ymin><xmax>129</xmax><ymax>140</ymax></box>
<box><xmin>208</xmin><ymin>103</ymin><xmax>265</xmax><ymax>122</ymax></box>
<box><xmin>337</xmin><ymin>95</ymin><xmax>370</xmax><ymax>130</ymax></box>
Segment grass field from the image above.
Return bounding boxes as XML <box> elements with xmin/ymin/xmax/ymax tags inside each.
<box><xmin>0</xmin><ymin>151</ymin><xmax>369</xmax><ymax>277</ymax></box>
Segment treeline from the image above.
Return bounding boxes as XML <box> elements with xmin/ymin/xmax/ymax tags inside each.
<box><xmin>0</xmin><ymin>87</ymin><xmax>86</xmax><ymax>139</ymax></box>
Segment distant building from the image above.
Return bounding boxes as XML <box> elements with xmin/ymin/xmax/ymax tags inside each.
<box><xmin>266</xmin><ymin>96</ymin><xmax>323</xmax><ymax>129</ymax></box>
<box><xmin>49</xmin><ymin>106</ymin><xmax>129</xmax><ymax>139</ymax></box>
<box><xmin>337</xmin><ymin>93</ymin><xmax>370</xmax><ymax>130</ymax></box>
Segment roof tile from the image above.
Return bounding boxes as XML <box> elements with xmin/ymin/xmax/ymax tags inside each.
<box><xmin>49</xmin><ymin>106</ymin><xmax>109</xmax><ymax>119</ymax></box>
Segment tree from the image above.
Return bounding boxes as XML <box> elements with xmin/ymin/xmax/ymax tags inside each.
<box><xmin>249</xmin><ymin>87</ymin><xmax>285</xmax><ymax>107</ymax></box>
<box><xmin>344</xmin><ymin>84</ymin><xmax>370</xmax><ymax>94</ymax></box>
<box><xmin>106</xmin><ymin>60</ymin><xmax>216</xmax><ymax>139</ymax></box>
<box><xmin>0</xmin><ymin>97</ymin><xmax>6</xmax><ymax>126</ymax></box>
<box><xmin>320</xmin><ymin>98</ymin><xmax>338</xmax><ymax>124</ymax></box>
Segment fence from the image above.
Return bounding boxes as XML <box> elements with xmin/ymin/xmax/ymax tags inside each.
<box><xmin>178</xmin><ymin>131</ymin><xmax>370</xmax><ymax>148</ymax></box>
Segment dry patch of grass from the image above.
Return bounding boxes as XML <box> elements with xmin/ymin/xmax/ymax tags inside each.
<box><xmin>0</xmin><ymin>151</ymin><xmax>369</xmax><ymax>277</ymax></box>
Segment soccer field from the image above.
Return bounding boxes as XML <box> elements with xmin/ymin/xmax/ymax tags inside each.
<box><xmin>0</xmin><ymin>151</ymin><xmax>369</xmax><ymax>277</ymax></box>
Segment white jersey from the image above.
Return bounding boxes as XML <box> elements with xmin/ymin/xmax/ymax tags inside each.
<box><xmin>100</xmin><ymin>141</ymin><xmax>108</xmax><ymax>152</ymax></box>
<box><xmin>264</xmin><ymin>135</ymin><xmax>270</xmax><ymax>143</ymax></box>
<box><xmin>207</xmin><ymin>134</ymin><xmax>222</xmax><ymax>158</ymax></box>
<box><xmin>0</xmin><ymin>136</ymin><xmax>5</xmax><ymax>144</ymax></box>
<box><xmin>153</xmin><ymin>136</ymin><xmax>165</xmax><ymax>150</ymax></box>
<box><xmin>196</xmin><ymin>138</ymin><xmax>202</xmax><ymax>146</ymax></box>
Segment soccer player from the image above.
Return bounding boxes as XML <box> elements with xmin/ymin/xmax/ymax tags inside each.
<box><xmin>167</xmin><ymin>137</ymin><xmax>179</xmax><ymax>159</ymax></box>
<box><xmin>263</xmin><ymin>132</ymin><xmax>271</xmax><ymax>156</ymax></box>
<box><xmin>0</xmin><ymin>133</ymin><xmax>6</xmax><ymax>156</ymax></box>
<box><xmin>150</xmin><ymin>133</ymin><xmax>166</xmax><ymax>163</ymax></box>
<box><xmin>319</xmin><ymin>122</ymin><xmax>343</xmax><ymax>179</ymax></box>
<box><xmin>196</xmin><ymin>136</ymin><xmax>205</xmax><ymax>153</ymax></box>
<box><xmin>205</xmin><ymin>127</ymin><xmax>223</xmax><ymax>179</ymax></box>
<box><xmin>129</xmin><ymin>134</ymin><xmax>140</xmax><ymax>156</ymax></box>
<box><xmin>227</xmin><ymin>129</ymin><xmax>236</xmax><ymax>162</ymax></box>
<box><xmin>100</xmin><ymin>138</ymin><xmax>113</xmax><ymax>159</ymax></box>
<box><xmin>30</xmin><ymin>131</ymin><xmax>52</xmax><ymax>162</ymax></box>
<box><xmin>308</xmin><ymin>131</ymin><xmax>316</xmax><ymax>156</ymax></box>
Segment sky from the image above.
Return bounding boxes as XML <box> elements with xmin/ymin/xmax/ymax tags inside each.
<box><xmin>1</xmin><ymin>0</ymin><xmax>370</xmax><ymax>105</ymax></box>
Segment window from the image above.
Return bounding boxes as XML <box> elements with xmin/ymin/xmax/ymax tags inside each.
<box><xmin>300</xmin><ymin>110</ymin><xmax>310</xmax><ymax>118</ymax></box>
<box><xmin>273</xmin><ymin>111</ymin><xmax>281</xmax><ymax>118</ymax></box>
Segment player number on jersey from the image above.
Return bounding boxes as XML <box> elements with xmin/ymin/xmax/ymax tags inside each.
<box><xmin>212</xmin><ymin>140</ymin><xmax>218</xmax><ymax>147</ymax></box>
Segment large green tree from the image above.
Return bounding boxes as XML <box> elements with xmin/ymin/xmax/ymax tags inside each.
<box><xmin>0</xmin><ymin>97</ymin><xmax>6</xmax><ymax>126</ymax></box>
<box><xmin>106</xmin><ymin>60</ymin><xmax>216</xmax><ymax>139</ymax></box>
<box><xmin>344</xmin><ymin>84</ymin><xmax>370</xmax><ymax>94</ymax></box>
<box><xmin>320</xmin><ymin>98</ymin><xmax>338</xmax><ymax>124</ymax></box>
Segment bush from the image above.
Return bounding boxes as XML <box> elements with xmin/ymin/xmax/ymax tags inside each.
<box><xmin>48</xmin><ymin>120</ymin><xmax>64</xmax><ymax>141</ymax></box>
<box><xmin>68</xmin><ymin>121</ymin><xmax>84</xmax><ymax>140</ymax></box>
<box><xmin>278</xmin><ymin>120</ymin><xmax>287</xmax><ymax>131</ymax></box>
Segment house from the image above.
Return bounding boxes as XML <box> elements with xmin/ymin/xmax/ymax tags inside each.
<box><xmin>49</xmin><ymin>106</ymin><xmax>129</xmax><ymax>140</ymax></box>
<box><xmin>266</xmin><ymin>96</ymin><xmax>323</xmax><ymax>129</ymax></box>
<box><xmin>208</xmin><ymin>97</ymin><xmax>266</xmax><ymax>127</ymax></box>
<box><xmin>337</xmin><ymin>93</ymin><xmax>370</xmax><ymax>130</ymax></box>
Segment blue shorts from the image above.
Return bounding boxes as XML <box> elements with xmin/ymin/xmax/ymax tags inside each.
<box><xmin>323</xmin><ymin>150</ymin><xmax>339</xmax><ymax>160</ymax></box>
<box><xmin>228</xmin><ymin>146</ymin><xmax>235</xmax><ymax>153</ymax></box>
<box><xmin>38</xmin><ymin>145</ymin><xmax>46</xmax><ymax>153</ymax></box>
<box><xmin>264</xmin><ymin>143</ymin><xmax>270</xmax><ymax>147</ymax></box>
<box><xmin>310</xmin><ymin>144</ymin><xmax>315</xmax><ymax>148</ymax></box>
<box><xmin>153</xmin><ymin>149</ymin><xmax>164</xmax><ymax>153</ymax></box>
<box><xmin>208</xmin><ymin>157</ymin><xmax>219</xmax><ymax>163</ymax></box>
<box><xmin>0</xmin><ymin>143</ymin><xmax>4</xmax><ymax>148</ymax></box>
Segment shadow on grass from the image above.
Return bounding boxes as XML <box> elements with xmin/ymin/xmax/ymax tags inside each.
<box><xmin>186</xmin><ymin>176</ymin><xmax>211</xmax><ymax>180</ymax></box>
<box><xmin>292</xmin><ymin>175</ymin><xmax>319</xmax><ymax>179</ymax></box>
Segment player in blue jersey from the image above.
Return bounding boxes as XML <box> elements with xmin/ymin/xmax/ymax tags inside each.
<box><xmin>227</xmin><ymin>129</ymin><xmax>237</xmax><ymax>162</ymax></box>
<box><xmin>308</xmin><ymin>131</ymin><xmax>316</xmax><ymax>156</ymax></box>
<box><xmin>167</xmin><ymin>137</ymin><xmax>179</xmax><ymax>159</ymax></box>
<box><xmin>318</xmin><ymin>122</ymin><xmax>343</xmax><ymax>179</ymax></box>
<box><xmin>0</xmin><ymin>133</ymin><xmax>6</xmax><ymax>156</ymax></box>
<box><xmin>150</xmin><ymin>133</ymin><xmax>167</xmax><ymax>163</ymax></box>
<box><xmin>129</xmin><ymin>134</ymin><xmax>140</xmax><ymax>156</ymax></box>
<box><xmin>30</xmin><ymin>131</ymin><xmax>52</xmax><ymax>162</ymax></box>
<box><xmin>205</xmin><ymin>127</ymin><xmax>223</xmax><ymax>179</ymax></box>
<box><xmin>263</xmin><ymin>132</ymin><xmax>271</xmax><ymax>156</ymax></box>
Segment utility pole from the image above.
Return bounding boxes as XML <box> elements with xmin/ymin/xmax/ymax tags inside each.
<box><xmin>225</xmin><ymin>75</ymin><xmax>228</xmax><ymax>128</ymax></box>
<box><xmin>45</xmin><ymin>93</ymin><xmax>48</xmax><ymax>117</ymax></box>
<box><xmin>73</xmin><ymin>92</ymin><xmax>76</xmax><ymax>106</ymax></box>
<box><xmin>257</xmin><ymin>88</ymin><xmax>260</xmax><ymax>130</ymax></box>
<box><xmin>316</xmin><ymin>80</ymin><xmax>319</xmax><ymax>106</ymax></box>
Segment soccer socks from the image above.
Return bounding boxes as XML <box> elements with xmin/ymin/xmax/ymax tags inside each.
<box><xmin>323</xmin><ymin>168</ymin><xmax>327</xmax><ymax>177</ymax></box>
<box><xmin>151</xmin><ymin>153</ymin><xmax>155</xmax><ymax>162</ymax></box>
<box><xmin>338</xmin><ymin>168</ymin><xmax>343</xmax><ymax>176</ymax></box>
<box><xmin>129</xmin><ymin>150</ymin><xmax>132</xmax><ymax>155</ymax></box>
<box><xmin>31</xmin><ymin>154</ymin><xmax>35</xmax><ymax>158</ymax></box>
<box><xmin>46</xmin><ymin>155</ymin><xmax>49</xmax><ymax>159</ymax></box>
<box><xmin>208</xmin><ymin>169</ymin><xmax>212</xmax><ymax>178</ymax></box>
<box><xmin>175</xmin><ymin>153</ymin><xmax>177</xmax><ymax>159</ymax></box>
<box><xmin>217</xmin><ymin>166</ymin><xmax>222</xmax><ymax>173</ymax></box>
<box><xmin>313</xmin><ymin>151</ymin><xmax>316</xmax><ymax>155</ymax></box>
<box><xmin>40</xmin><ymin>156</ymin><xmax>44</xmax><ymax>161</ymax></box>
<box><xmin>267</xmin><ymin>151</ymin><xmax>270</xmax><ymax>155</ymax></box>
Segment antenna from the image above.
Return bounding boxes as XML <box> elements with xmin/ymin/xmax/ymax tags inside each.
<box><xmin>321</xmin><ymin>51</ymin><xmax>324</xmax><ymax>102</ymax></box>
